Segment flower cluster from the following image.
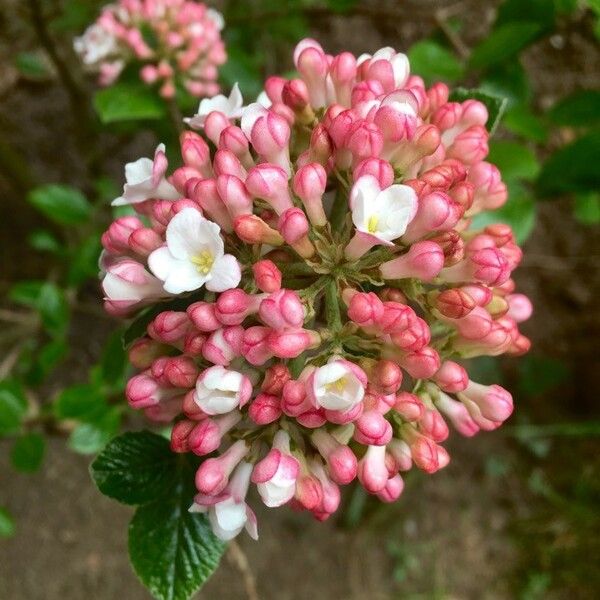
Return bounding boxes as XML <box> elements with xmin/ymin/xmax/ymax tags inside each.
<box><xmin>100</xmin><ymin>39</ymin><xmax>532</xmax><ymax>542</ymax></box>
<box><xmin>74</xmin><ymin>0</ymin><xmax>226</xmax><ymax>98</ymax></box>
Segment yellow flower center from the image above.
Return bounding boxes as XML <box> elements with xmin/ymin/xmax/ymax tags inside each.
<box><xmin>190</xmin><ymin>250</ymin><xmax>214</xmax><ymax>275</ymax></box>
<box><xmin>326</xmin><ymin>376</ymin><xmax>347</xmax><ymax>394</ymax></box>
<box><xmin>367</xmin><ymin>214</ymin><xmax>379</xmax><ymax>234</ymax></box>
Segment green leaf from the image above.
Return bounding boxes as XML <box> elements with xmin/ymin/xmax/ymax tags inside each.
<box><xmin>448</xmin><ymin>88</ymin><xmax>508</xmax><ymax>134</ymax></box>
<box><xmin>8</xmin><ymin>280</ymin><xmax>44</xmax><ymax>307</ymax></box>
<box><xmin>11</xmin><ymin>433</ymin><xmax>45</xmax><ymax>473</ymax></box>
<box><xmin>27</xmin><ymin>184</ymin><xmax>91</xmax><ymax>225</ymax></box>
<box><xmin>0</xmin><ymin>381</ymin><xmax>27</xmax><ymax>435</ymax></box>
<box><xmin>0</xmin><ymin>507</ymin><xmax>15</xmax><ymax>538</ymax></box>
<box><xmin>54</xmin><ymin>383</ymin><xmax>106</xmax><ymax>420</ymax></box>
<box><xmin>38</xmin><ymin>283</ymin><xmax>69</xmax><ymax>338</ymax></box>
<box><xmin>517</xmin><ymin>355</ymin><xmax>569</xmax><ymax>397</ymax></box>
<box><xmin>29</xmin><ymin>339</ymin><xmax>68</xmax><ymax>384</ymax></box>
<box><xmin>503</xmin><ymin>105</ymin><xmax>548</xmax><ymax>142</ymax></box>
<box><xmin>481</xmin><ymin>62</ymin><xmax>531</xmax><ymax>107</ymax></box>
<box><xmin>68</xmin><ymin>408</ymin><xmax>121</xmax><ymax>455</ymax></box>
<box><xmin>469</xmin><ymin>22</ymin><xmax>543</xmax><ymax>70</ymax></box>
<box><xmin>536</xmin><ymin>132</ymin><xmax>600</xmax><ymax>196</ymax></box>
<box><xmin>408</xmin><ymin>40</ymin><xmax>464</xmax><ymax>84</ymax></box>
<box><xmin>15</xmin><ymin>52</ymin><xmax>49</xmax><ymax>79</ymax></box>
<box><xmin>94</xmin><ymin>82</ymin><xmax>166</xmax><ymax>123</ymax></box>
<box><xmin>548</xmin><ymin>90</ymin><xmax>600</xmax><ymax>127</ymax></box>
<box><xmin>128</xmin><ymin>471</ymin><xmax>225</xmax><ymax>600</ymax></box>
<box><xmin>470</xmin><ymin>181</ymin><xmax>536</xmax><ymax>244</ymax></box>
<box><xmin>91</xmin><ymin>431</ymin><xmax>178</xmax><ymax>505</ymax></box>
<box><xmin>496</xmin><ymin>0</ymin><xmax>557</xmax><ymax>29</ymax></box>
<box><xmin>487</xmin><ymin>140</ymin><xmax>540</xmax><ymax>181</ymax></box>
<box><xmin>219</xmin><ymin>45</ymin><xmax>262</xmax><ymax>99</ymax></box>
<box><xmin>67</xmin><ymin>237</ymin><xmax>102</xmax><ymax>286</ymax></box>
<box><xmin>28</xmin><ymin>230</ymin><xmax>63</xmax><ymax>254</ymax></box>
<box><xmin>100</xmin><ymin>329</ymin><xmax>129</xmax><ymax>387</ymax></box>
<box><xmin>573</xmin><ymin>192</ymin><xmax>600</xmax><ymax>224</ymax></box>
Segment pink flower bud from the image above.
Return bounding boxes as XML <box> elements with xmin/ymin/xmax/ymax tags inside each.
<box><xmin>394</xmin><ymin>391</ymin><xmax>424</xmax><ymax>421</ymax></box>
<box><xmin>295</xmin><ymin>472</ymin><xmax>323</xmax><ymax>510</ymax></box>
<box><xmin>183</xmin><ymin>332</ymin><xmax>207</xmax><ymax>356</ymax></box>
<box><xmin>213</xmin><ymin>149</ymin><xmax>247</xmax><ymax>179</ymax></box>
<box><xmin>234</xmin><ymin>214</ymin><xmax>284</xmax><ymax>245</ymax></box>
<box><xmin>458</xmin><ymin>382</ymin><xmax>513</xmax><ymax>423</ymax></box>
<box><xmin>216</xmin><ymin>174</ymin><xmax>252</xmax><ymax>219</ymax></box>
<box><xmin>278</xmin><ymin>207</ymin><xmax>315</xmax><ymax>258</ymax></box>
<box><xmin>128</xmin><ymin>337</ymin><xmax>166</xmax><ymax>370</ymax></box>
<box><xmin>126</xmin><ymin>373</ymin><xmax>163</xmax><ymax>408</ymax></box>
<box><xmin>441</xmin><ymin>247</ymin><xmax>510</xmax><ymax>287</ymax></box>
<box><xmin>434</xmin><ymin>288</ymin><xmax>476</xmax><ymax>319</ymax></box>
<box><xmin>245</xmin><ymin>164</ymin><xmax>293</xmax><ymax>214</ymax></box>
<box><xmin>261</xmin><ymin>364</ymin><xmax>291</xmax><ymax>396</ymax></box>
<box><xmin>468</xmin><ymin>161</ymin><xmax>508</xmax><ymax>212</ymax></box>
<box><xmin>292</xmin><ymin>163</ymin><xmax>328</xmax><ymax>227</ymax></box>
<box><xmin>242</xmin><ymin>326</ymin><xmax>273</xmax><ymax>365</ymax></box>
<box><xmin>170</xmin><ymin>420</ymin><xmax>196</xmax><ymax>453</ymax></box>
<box><xmin>378</xmin><ymin>301</ymin><xmax>414</xmax><ymax>334</ymax></box>
<box><xmin>180</xmin><ymin>131</ymin><xmax>211</xmax><ymax>176</ymax></box>
<box><xmin>347</xmin><ymin>291</ymin><xmax>384</xmax><ymax>328</ymax></box>
<box><xmin>295</xmin><ymin>40</ymin><xmax>328</xmax><ymax>107</ymax></box>
<box><xmin>418</xmin><ymin>408</ymin><xmax>449</xmax><ymax>443</ymax></box>
<box><xmin>249</xmin><ymin>110</ymin><xmax>291</xmax><ymax>173</ymax></box>
<box><xmin>380</xmin><ymin>241</ymin><xmax>445</xmax><ymax>281</ymax></box>
<box><xmin>163</xmin><ymin>356</ymin><xmax>199</xmax><ymax>388</ymax></box>
<box><xmin>248</xmin><ymin>393</ymin><xmax>282</xmax><ymax>425</ymax></box>
<box><xmin>268</xmin><ymin>328</ymin><xmax>320</xmax><ymax>359</ymax></box>
<box><xmin>387</xmin><ymin>439</ymin><xmax>413</xmax><ymax>471</ymax></box>
<box><xmin>354</xmin><ymin>410</ymin><xmax>393</xmax><ymax>445</ymax></box>
<box><xmin>215</xmin><ymin>289</ymin><xmax>260</xmax><ymax>326</ymax></box>
<box><xmin>371</xmin><ymin>360</ymin><xmax>403</xmax><ymax>394</ymax></box>
<box><xmin>506</xmin><ymin>293</ymin><xmax>533</xmax><ymax>323</ymax></box>
<box><xmin>330</xmin><ymin>51</ymin><xmax>357</xmax><ymax>105</ymax></box>
<box><xmin>433</xmin><ymin>360</ymin><xmax>468</xmax><ymax>393</ymax></box>
<box><xmin>102</xmin><ymin>216</ymin><xmax>143</xmax><ymax>253</ymax></box>
<box><xmin>376</xmin><ymin>473</ymin><xmax>404</xmax><ymax>503</ymax></box>
<box><xmin>252</xmin><ymin>259</ymin><xmax>282</xmax><ymax>293</ymax></box>
<box><xmin>358</xmin><ymin>444</ymin><xmax>389</xmax><ymax>493</ymax></box>
<box><xmin>259</xmin><ymin>289</ymin><xmax>305</xmax><ymax>330</ymax></box>
<box><xmin>428</xmin><ymin>230</ymin><xmax>465</xmax><ymax>266</ymax></box>
<box><xmin>148</xmin><ymin>311</ymin><xmax>191</xmax><ymax>343</ymax></box>
<box><xmin>187</xmin><ymin>301</ymin><xmax>221</xmax><ymax>332</ymax></box>
<box><xmin>396</xmin><ymin>346</ymin><xmax>441</xmax><ymax>379</ymax></box>
<box><xmin>219</xmin><ymin>126</ymin><xmax>251</xmax><ymax>164</ymax></box>
<box><xmin>435</xmin><ymin>392</ymin><xmax>480</xmax><ymax>437</ymax></box>
<box><xmin>187</xmin><ymin>178</ymin><xmax>233</xmax><ymax>232</ymax></box>
<box><xmin>128</xmin><ymin>227</ymin><xmax>162</xmax><ymax>256</ymax></box>
<box><xmin>204</xmin><ymin>110</ymin><xmax>231</xmax><ymax>146</ymax></box>
<box><xmin>447</xmin><ymin>125</ymin><xmax>489</xmax><ymax>165</ymax></box>
<box><xmin>353</xmin><ymin>158</ymin><xmax>394</xmax><ymax>189</ymax></box>
<box><xmin>202</xmin><ymin>326</ymin><xmax>244</xmax><ymax>366</ymax></box>
<box><xmin>282</xmin><ymin>78</ymin><xmax>310</xmax><ymax>112</ymax></box>
<box><xmin>195</xmin><ymin>440</ymin><xmax>249</xmax><ymax>495</ymax></box>
<box><xmin>403</xmin><ymin>192</ymin><xmax>461</xmax><ymax>243</ymax></box>
<box><xmin>189</xmin><ymin>412</ymin><xmax>241</xmax><ymax>456</ymax></box>
<box><xmin>402</xmin><ymin>428</ymin><xmax>446</xmax><ymax>474</ymax></box>
<box><xmin>281</xmin><ymin>379</ymin><xmax>311</xmax><ymax>417</ymax></box>
<box><xmin>311</xmin><ymin>429</ymin><xmax>357</xmax><ymax>485</ymax></box>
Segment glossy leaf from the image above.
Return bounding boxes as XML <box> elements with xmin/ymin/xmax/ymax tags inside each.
<box><xmin>487</xmin><ymin>141</ymin><xmax>540</xmax><ymax>181</ymax></box>
<box><xmin>91</xmin><ymin>431</ymin><xmax>179</xmax><ymax>505</ymax></box>
<box><xmin>448</xmin><ymin>88</ymin><xmax>508</xmax><ymax>134</ymax></box>
<box><xmin>11</xmin><ymin>433</ymin><xmax>45</xmax><ymax>473</ymax></box>
<box><xmin>94</xmin><ymin>82</ymin><xmax>166</xmax><ymax>123</ymax></box>
<box><xmin>407</xmin><ymin>40</ymin><xmax>464</xmax><ymax>84</ymax></box>
<box><xmin>128</xmin><ymin>470</ymin><xmax>225</xmax><ymax>600</ymax></box>
<box><xmin>469</xmin><ymin>22</ymin><xmax>542</xmax><ymax>70</ymax></box>
<box><xmin>27</xmin><ymin>184</ymin><xmax>91</xmax><ymax>225</ymax></box>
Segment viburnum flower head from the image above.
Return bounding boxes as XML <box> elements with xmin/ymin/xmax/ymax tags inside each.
<box><xmin>75</xmin><ymin>0</ymin><xmax>227</xmax><ymax>98</ymax></box>
<box><xmin>100</xmin><ymin>38</ymin><xmax>531</xmax><ymax>543</ymax></box>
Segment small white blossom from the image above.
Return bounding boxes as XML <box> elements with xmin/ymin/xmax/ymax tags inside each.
<box><xmin>184</xmin><ymin>83</ymin><xmax>244</xmax><ymax>128</ymax></box>
<box><xmin>74</xmin><ymin>24</ymin><xmax>117</xmax><ymax>66</ymax></box>
<box><xmin>311</xmin><ymin>359</ymin><xmax>366</xmax><ymax>411</ymax></box>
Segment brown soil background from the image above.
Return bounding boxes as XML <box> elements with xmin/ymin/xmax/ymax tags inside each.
<box><xmin>1</xmin><ymin>1</ymin><xmax>599</xmax><ymax>599</ymax></box>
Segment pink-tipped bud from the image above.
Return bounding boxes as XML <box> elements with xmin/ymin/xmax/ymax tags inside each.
<box><xmin>293</xmin><ymin>163</ymin><xmax>328</xmax><ymax>226</ymax></box>
<box><xmin>347</xmin><ymin>291</ymin><xmax>384</xmax><ymax>328</ymax></box>
<box><xmin>248</xmin><ymin>393</ymin><xmax>282</xmax><ymax>425</ymax></box>
<box><xmin>252</xmin><ymin>259</ymin><xmax>282</xmax><ymax>293</ymax></box>
<box><xmin>126</xmin><ymin>373</ymin><xmax>161</xmax><ymax>409</ymax></box>
<box><xmin>213</xmin><ymin>149</ymin><xmax>247</xmax><ymax>179</ymax></box>
<box><xmin>102</xmin><ymin>216</ymin><xmax>143</xmax><ymax>253</ymax></box>
<box><xmin>441</xmin><ymin>247</ymin><xmax>510</xmax><ymax>287</ymax></box>
<box><xmin>170</xmin><ymin>420</ymin><xmax>197</xmax><ymax>453</ymax></box>
<box><xmin>380</xmin><ymin>241</ymin><xmax>445</xmax><ymax>281</ymax></box>
<box><xmin>242</xmin><ymin>326</ymin><xmax>273</xmax><ymax>365</ymax></box>
<box><xmin>458</xmin><ymin>382</ymin><xmax>514</xmax><ymax>423</ymax></box>
<box><xmin>390</xmin><ymin>317</ymin><xmax>431</xmax><ymax>352</ymax></box>
<box><xmin>245</xmin><ymin>164</ymin><xmax>293</xmax><ymax>214</ymax></box>
<box><xmin>234</xmin><ymin>214</ymin><xmax>284</xmax><ymax>245</ymax></box>
<box><xmin>376</xmin><ymin>473</ymin><xmax>405</xmax><ymax>503</ymax></box>
<box><xmin>278</xmin><ymin>207</ymin><xmax>315</xmax><ymax>258</ymax></box>
<box><xmin>358</xmin><ymin>444</ymin><xmax>389</xmax><ymax>493</ymax></box>
<box><xmin>371</xmin><ymin>360</ymin><xmax>403</xmax><ymax>395</ymax></box>
<box><xmin>259</xmin><ymin>289</ymin><xmax>305</xmax><ymax>330</ymax></box>
<box><xmin>418</xmin><ymin>408</ymin><xmax>449</xmax><ymax>443</ymax></box>
<box><xmin>202</xmin><ymin>326</ymin><xmax>244</xmax><ymax>366</ymax></box>
<box><xmin>187</xmin><ymin>178</ymin><xmax>233</xmax><ymax>232</ymax></box>
<box><xmin>195</xmin><ymin>440</ymin><xmax>249</xmax><ymax>495</ymax></box>
<box><xmin>506</xmin><ymin>293</ymin><xmax>533</xmax><ymax>323</ymax></box>
<box><xmin>394</xmin><ymin>391</ymin><xmax>424</xmax><ymax>421</ymax></box>
<box><xmin>353</xmin><ymin>158</ymin><xmax>394</xmax><ymax>189</ymax></box>
<box><xmin>163</xmin><ymin>356</ymin><xmax>199</xmax><ymax>388</ymax></box>
<box><xmin>180</xmin><ymin>131</ymin><xmax>211</xmax><ymax>175</ymax></box>
<box><xmin>187</xmin><ymin>301</ymin><xmax>221</xmax><ymax>332</ymax></box>
<box><xmin>261</xmin><ymin>364</ymin><xmax>291</xmax><ymax>396</ymax></box>
<box><xmin>268</xmin><ymin>328</ymin><xmax>320</xmax><ymax>359</ymax></box>
<box><xmin>354</xmin><ymin>411</ymin><xmax>393</xmax><ymax>446</ymax></box>
<box><xmin>215</xmin><ymin>289</ymin><xmax>259</xmax><ymax>326</ymax></box>
<box><xmin>216</xmin><ymin>174</ymin><xmax>252</xmax><ymax>219</ymax></box>
<box><xmin>396</xmin><ymin>346</ymin><xmax>441</xmax><ymax>379</ymax></box>
<box><xmin>447</xmin><ymin>125</ymin><xmax>489</xmax><ymax>165</ymax></box>
<box><xmin>433</xmin><ymin>360</ymin><xmax>468</xmax><ymax>393</ymax></box>
<box><xmin>148</xmin><ymin>311</ymin><xmax>191</xmax><ymax>343</ymax></box>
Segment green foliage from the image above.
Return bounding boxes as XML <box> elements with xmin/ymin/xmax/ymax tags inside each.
<box><xmin>488</xmin><ymin>141</ymin><xmax>540</xmax><ymax>181</ymax></box>
<box><xmin>0</xmin><ymin>508</ymin><xmax>16</xmax><ymax>538</ymax></box>
<box><xmin>92</xmin><ymin>432</ymin><xmax>226</xmax><ymax>599</ymax></box>
<box><xmin>0</xmin><ymin>381</ymin><xmax>28</xmax><ymax>436</ymax></box>
<box><xmin>27</xmin><ymin>184</ymin><xmax>92</xmax><ymax>226</ymax></box>
<box><xmin>408</xmin><ymin>40</ymin><xmax>464</xmax><ymax>84</ymax></box>
<box><xmin>548</xmin><ymin>90</ymin><xmax>600</xmax><ymax>127</ymax></box>
<box><xmin>68</xmin><ymin>408</ymin><xmax>121</xmax><ymax>454</ymax></box>
<box><xmin>15</xmin><ymin>52</ymin><xmax>49</xmax><ymax>79</ymax></box>
<box><xmin>448</xmin><ymin>88</ymin><xmax>508</xmax><ymax>134</ymax></box>
<box><xmin>573</xmin><ymin>192</ymin><xmax>600</xmax><ymax>224</ymax></box>
<box><xmin>94</xmin><ymin>82</ymin><xmax>167</xmax><ymax>123</ymax></box>
<box><xmin>11</xmin><ymin>433</ymin><xmax>45</xmax><ymax>473</ymax></box>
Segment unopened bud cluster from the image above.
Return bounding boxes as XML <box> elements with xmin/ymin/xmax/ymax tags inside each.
<box><xmin>100</xmin><ymin>39</ymin><xmax>532</xmax><ymax>541</ymax></box>
<box><xmin>75</xmin><ymin>0</ymin><xmax>226</xmax><ymax>98</ymax></box>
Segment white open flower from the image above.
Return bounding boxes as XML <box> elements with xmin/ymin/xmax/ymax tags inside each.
<box><xmin>311</xmin><ymin>360</ymin><xmax>366</xmax><ymax>411</ymax></box>
<box><xmin>350</xmin><ymin>175</ymin><xmax>417</xmax><ymax>244</ymax></box>
<box><xmin>194</xmin><ymin>365</ymin><xmax>251</xmax><ymax>415</ymax></box>
<box><xmin>112</xmin><ymin>144</ymin><xmax>180</xmax><ymax>206</ymax></box>
<box><xmin>74</xmin><ymin>24</ymin><xmax>117</xmax><ymax>65</ymax></box>
<box><xmin>184</xmin><ymin>83</ymin><xmax>244</xmax><ymax>129</ymax></box>
<box><xmin>148</xmin><ymin>208</ymin><xmax>241</xmax><ymax>294</ymax></box>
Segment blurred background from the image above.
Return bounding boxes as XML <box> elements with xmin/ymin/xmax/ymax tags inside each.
<box><xmin>0</xmin><ymin>0</ymin><xmax>599</xmax><ymax>598</ymax></box>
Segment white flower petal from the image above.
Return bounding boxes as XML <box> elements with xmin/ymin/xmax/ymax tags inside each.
<box><xmin>206</xmin><ymin>254</ymin><xmax>241</xmax><ymax>292</ymax></box>
<box><xmin>147</xmin><ymin>246</ymin><xmax>179</xmax><ymax>281</ymax></box>
<box><xmin>163</xmin><ymin>260</ymin><xmax>207</xmax><ymax>294</ymax></box>
<box><xmin>165</xmin><ymin>208</ymin><xmax>207</xmax><ymax>259</ymax></box>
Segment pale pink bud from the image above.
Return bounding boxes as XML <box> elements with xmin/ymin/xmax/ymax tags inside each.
<box><xmin>354</xmin><ymin>410</ymin><xmax>393</xmax><ymax>446</ymax></box>
<box><xmin>213</xmin><ymin>149</ymin><xmax>247</xmax><ymax>180</ymax></box>
<box><xmin>245</xmin><ymin>164</ymin><xmax>293</xmax><ymax>214</ymax></box>
<box><xmin>311</xmin><ymin>429</ymin><xmax>357</xmax><ymax>485</ymax></box>
<box><xmin>330</xmin><ymin>52</ymin><xmax>356</xmax><ymax>105</ymax></box>
<box><xmin>347</xmin><ymin>291</ymin><xmax>384</xmax><ymax>327</ymax></box>
<box><xmin>234</xmin><ymin>214</ymin><xmax>284</xmax><ymax>246</ymax></box>
<box><xmin>148</xmin><ymin>311</ymin><xmax>191</xmax><ymax>343</ymax></box>
<box><xmin>128</xmin><ymin>227</ymin><xmax>162</xmax><ymax>256</ymax></box>
<box><xmin>189</xmin><ymin>412</ymin><xmax>241</xmax><ymax>456</ymax></box>
<box><xmin>396</xmin><ymin>346</ymin><xmax>441</xmax><ymax>379</ymax></box>
<box><xmin>380</xmin><ymin>241</ymin><xmax>445</xmax><ymax>281</ymax></box>
<box><xmin>468</xmin><ymin>161</ymin><xmax>508</xmax><ymax>211</ymax></box>
<box><xmin>351</xmin><ymin>79</ymin><xmax>385</xmax><ymax>105</ymax></box>
<box><xmin>345</xmin><ymin>119</ymin><xmax>384</xmax><ymax>164</ymax></box>
<box><xmin>217</xmin><ymin>174</ymin><xmax>252</xmax><ymax>219</ymax></box>
<box><xmin>292</xmin><ymin>163</ymin><xmax>327</xmax><ymax>226</ymax></box>
<box><xmin>171</xmin><ymin>166</ymin><xmax>201</xmax><ymax>195</ymax></box>
<box><xmin>418</xmin><ymin>408</ymin><xmax>449</xmax><ymax>443</ymax></box>
<box><xmin>433</xmin><ymin>360</ymin><xmax>468</xmax><ymax>393</ymax></box>
<box><xmin>187</xmin><ymin>178</ymin><xmax>233</xmax><ymax>232</ymax></box>
<box><xmin>252</xmin><ymin>259</ymin><xmax>282</xmax><ymax>293</ymax></box>
<box><xmin>215</xmin><ymin>289</ymin><xmax>261</xmax><ymax>326</ymax></box>
<box><xmin>183</xmin><ymin>332</ymin><xmax>207</xmax><ymax>356</ymax></box>
<box><xmin>187</xmin><ymin>301</ymin><xmax>221</xmax><ymax>332</ymax></box>
<box><xmin>219</xmin><ymin>126</ymin><xmax>252</xmax><ymax>164</ymax></box>
<box><xmin>195</xmin><ymin>440</ymin><xmax>249</xmax><ymax>495</ymax></box>
<box><xmin>102</xmin><ymin>216</ymin><xmax>143</xmax><ymax>253</ymax></box>
<box><xmin>204</xmin><ymin>110</ymin><xmax>231</xmax><ymax>145</ymax></box>
<box><xmin>506</xmin><ymin>293</ymin><xmax>533</xmax><ymax>323</ymax></box>
<box><xmin>180</xmin><ymin>131</ymin><xmax>211</xmax><ymax>176</ymax></box>
<box><xmin>353</xmin><ymin>158</ymin><xmax>394</xmax><ymax>189</ymax></box>
<box><xmin>295</xmin><ymin>41</ymin><xmax>328</xmax><ymax>107</ymax></box>
<box><xmin>295</xmin><ymin>472</ymin><xmax>323</xmax><ymax>510</ymax></box>
<box><xmin>394</xmin><ymin>391</ymin><xmax>424</xmax><ymax>422</ymax></box>
<box><xmin>358</xmin><ymin>444</ymin><xmax>389</xmax><ymax>493</ymax></box>
<box><xmin>435</xmin><ymin>392</ymin><xmax>480</xmax><ymax>437</ymax></box>
<box><xmin>163</xmin><ymin>356</ymin><xmax>200</xmax><ymax>388</ymax></box>
<box><xmin>281</xmin><ymin>379</ymin><xmax>311</xmax><ymax>417</ymax></box>
<box><xmin>311</xmin><ymin>461</ymin><xmax>341</xmax><ymax>521</ymax></box>
<box><xmin>376</xmin><ymin>473</ymin><xmax>404</xmax><ymax>503</ymax></box>
<box><xmin>249</xmin><ymin>111</ymin><xmax>291</xmax><ymax>172</ymax></box>
<box><xmin>441</xmin><ymin>247</ymin><xmax>510</xmax><ymax>286</ymax></box>
<box><xmin>202</xmin><ymin>326</ymin><xmax>244</xmax><ymax>366</ymax></box>
<box><xmin>447</xmin><ymin>125</ymin><xmax>489</xmax><ymax>165</ymax></box>
<box><xmin>248</xmin><ymin>393</ymin><xmax>282</xmax><ymax>425</ymax></box>
<box><xmin>242</xmin><ymin>326</ymin><xmax>273</xmax><ymax>365</ymax></box>
<box><xmin>431</xmin><ymin>102</ymin><xmax>462</xmax><ymax>131</ymax></box>
<box><xmin>371</xmin><ymin>360</ymin><xmax>403</xmax><ymax>395</ymax></box>
<box><xmin>278</xmin><ymin>207</ymin><xmax>315</xmax><ymax>258</ymax></box>
<box><xmin>387</xmin><ymin>439</ymin><xmax>413</xmax><ymax>471</ymax></box>
<box><xmin>259</xmin><ymin>289</ymin><xmax>305</xmax><ymax>330</ymax></box>
<box><xmin>403</xmin><ymin>192</ymin><xmax>461</xmax><ymax>243</ymax></box>
<box><xmin>268</xmin><ymin>328</ymin><xmax>319</xmax><ymax>359</ymax></box>
<box><xmin>459</xmin><ymin>382</ymin><xmax>514</xmax><ymax>423</ymax></box>
<box><xmin>126</xmin><ymin>373</ymin><xmax>163</xmax><ymax>408</ymax></box>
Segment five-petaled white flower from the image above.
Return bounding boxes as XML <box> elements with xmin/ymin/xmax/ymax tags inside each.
<box><xmin>309</xmin><ymin>359</ymin><xmax>367</xmax><ymax>411</ymax></box>
<box><xmin>74</xmin><ymin>24</ymin><xmax>117</xmax><ymax>66</ymax></box>
<box><xmin>350</xmin><ymin>175</ymin><xmax>418</xmax><ymax>245</ymax></box>
<box><xmin>184</xmin><ymin>82</ymin><xmax>244</xmax><ymax>129</ymax></box>
<box><xmin>112</xmin><ymin>143</ymin><xmax>180</xmax><ymax>206</ymax></box>
<box><xmin>148</xmin><ymin>207</ymin><xmax>241</xmax><ymax>294</ymax></box>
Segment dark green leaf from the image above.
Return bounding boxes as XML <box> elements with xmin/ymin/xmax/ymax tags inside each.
<box><xmin>99</xmin><ymin>329</ymin><xmax>129</xmax><ymax>387</ymax></box>
<box><xmin>573</xmin><ymin>192</ymin><xmax>600</xmax><ymax>225</ymax></box>
<box><xmin>408</xmin><ymin>40</ymin><xmax>464</xmax><ymax>84</ymax></box>
<box><xmin>548</xmin><ymin>90</ymin><xmax>600</xmax><ymax>127</ymax></box>
<box><xmin>128</xmin><ymin>472</ymin><xmax>225</xmax><ymax>600</ymax></box>
<box><xmin>0</xmin><ymin>507</ymin><xmax>15</xmax><ymax>538</ymax></box>
<box><xmin>54</xmin><ymin>383</ymin><xmax>106</xmax><ymax>420</ymax></box>
<box><xmin>67</xmin><ymin>237</ymin><xmax>102</xmax><ymax>286</ymax></box>
<box><xmin>469</xmin><ymin>22</ymin><xmax>543</xmax><ymax>70</ymax></box>
<box><xmin>448</xmin><ymin>88</ymin><xmax>508</xmax><ymax>134</ymax></box>
<box><xmin>29</xmin><ymin>339</ymin><xmax>68</xmax><ymax>384</ymax></box>
<box><xmin>487</xmin><ymin>140</ymin><xmax>540</xmax><ymax>181</ymax></box>
<box><xmin>27</xmin><ymin>184</ymin><xmax>91</xmax><ymax>225</ymax></box>
<box><xmin>91</xmin><ymin>431</ymin><xmax>178</xmax><ymax>505</ymax></box>
<box><xmin>0</xmin><ymin>381</ymin><xmax>27</xmax><ymax>435</ymax></box>
<box><xmin>481</xmin><ymin>62</ymin><xmax>531</xmax><ymax>107</ymax></box>
<box><xmin>219</xmin><ymin>45</ymin><xmax>262</xmax><ymax>99</ymax></box>
<box><xmin>496</xmin><ymin>0</ymin><xmax>557</xmax><ymax>29</ymax></box>
<box><xmin>470</xmin><ymin>181</ymin><xmax>536</xmax><ymax>244</ymax></box>
<box><xmin>15</xmin><ymin>52</ymin><xmax>49</xmax><ymax>79</ymax></box>
<box><xmin>28</xmin><ymin>230</ymin><xmax>63</xmax><ymax>254</ymax></box>
<box><xmin>11</xmin><ymin>433</ymin><xmax>45</xmax><ymax>473</ymax></box>
<box><xmin>536</xmin><ymin>132</ymin><xmax>600</xmax><ymax>196</ymax></box>
<box><xmin>94</xmin><ymin>82</ymin><xmax>166</xmax><ymax>123</ymax></box>
<box><xmin>68</xmin><ymin>408</ymin><xmax>121</xmax><ymax>455</ymax></box>
<box><xmin>38</xmin><ymin>283</ymin><xmax>69</xmax><ymax>337</ymax></box>
<box><xmin>503</xmin><ymin>105</ymin><xmax>548</xmax><ymax>142</ymax></box>
<box><xmin>8</xmin><ymin>281</ymin><xmax>44</xmax><ymax>308</ymax></box>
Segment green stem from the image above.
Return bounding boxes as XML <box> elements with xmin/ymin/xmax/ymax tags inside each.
<box><xmin>324</xmin><ymin>277</ymin><xmax>342</xmax><ymax>334</ymax></box>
